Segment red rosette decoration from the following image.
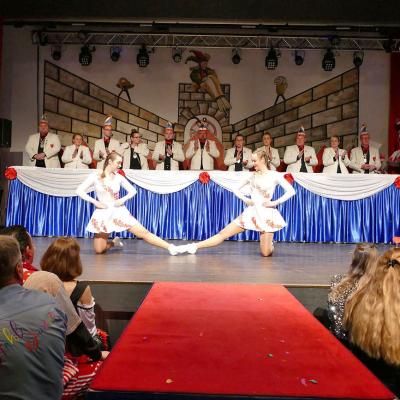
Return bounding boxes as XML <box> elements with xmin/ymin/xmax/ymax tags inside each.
<box><xmin>199</xmin><ymin>171</ymin><xmax>210</xmax><ymax>184</ymax></box>
<box><xmin>393</xmin><ymin>236</ymin><xmax>400</xmax><ymax>245</ymax></box>
<box><xmin>4</xmin><ymin>167</ymin><xmax>17</xmax><ymax>180</ymax></box>
<box><xmin>117</xmin><ymin>168</ymin><xmax>126</xmax><ymax>177</ymax></box>
<box><xmin>283</xmin><ymin>173</ymin><xmax>294</xmax><ymax>185</ymax></box>
<box><xmin>394</xmin><ymin>176</ymin><xmax>400</xmax><ymax>189</ymax></box>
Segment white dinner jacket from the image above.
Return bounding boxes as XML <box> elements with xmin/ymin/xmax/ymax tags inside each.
<box><xmin>62</xmin><ymin>144</ymin><xmax>92</xmax><ymax>169</ymax></box>
<box><xmin>224</xmin><ymin>147</ymin><xmax>254</xmax><ymax>171</ymax></box>
<box><xmin>152</xmin><ymin>140</ymin><xmax>185</xmax><ymax>171</ymax></box>
<box><xmin>283</xmin><ymin>144</ymin><xmax>317</xmax><ymax>173</ymax></box>
<box><xmin>322</xmin><ymin>147</ymin><xmax>352</xmax><ymax>174</ymax></box>
<box><xmin>25</xmin><ymin>132</ymin><xmax>61</xmax><ymax>168</ymax></box>
<box><xmin>186</xmin><ymin>139</ymin><xmax>220</xmax><ymax>170</ymax></box>
<box><xmin>256</xmin><ymin>145</ymin><xmax>281</xmax><ymax>170</ymax></box>
<box><xmin>93</xmin><ymin>138</ymin><xmax>121</xmax><ymax>170</ymax></box>
<box><xmin>121</xmin><ymin>142</ymin><xmax>150</xmax><ymax>170</ymax></box>
<box><xmin>350</xmin><ymin>146</ymin><xmax>381</xmax><ymax>174</ymax></box>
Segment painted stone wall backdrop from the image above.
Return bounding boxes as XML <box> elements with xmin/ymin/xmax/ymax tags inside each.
<box><xmin>43</xmin><ymin>61</ymin><xmax>172</xmax><ymax>151</ymax></box>
<box><xmin>231</xmin><ymin>68</ymin><xmax>359</xmax><ymax>157</ymax></box>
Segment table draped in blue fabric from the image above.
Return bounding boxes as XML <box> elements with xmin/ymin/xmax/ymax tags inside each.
<box><xmin>5</xmin><ymin>169</ymin><xmax>400</xmax><ymax>243</ymax></box>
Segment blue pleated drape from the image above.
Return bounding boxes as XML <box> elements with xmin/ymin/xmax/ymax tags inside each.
<box><xmin>6</xmin><ymin>179</ymin><xmax>400</xmax><ymax>243</ymax></box>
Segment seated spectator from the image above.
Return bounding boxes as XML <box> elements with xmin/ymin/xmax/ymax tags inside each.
<box><xmin>326</xmin><ymin>243</ymin><xmax>377</xmax><ymax>340</ymax></box>
<box><xmin>256</xmin><ymin>131</ymin><xmax>280</xmax><ymax>171</ymax></box>
<box><xmin>0</xmin><ymin>236</ymin><xmax>67</xmax><ymax>400</ymax></box>
<box><xmin>343</xmin><ymin>248</ymin><xmax>400</xmax><ymax>396</ymax></box>
<box><xmin>24</xmin><ymin>271</ymin><xmax>108</xmax><ymax>399</ymax></box>
<box><xmin>0</xmin><ymin>225</ymin><xmax>37</xmax><ymax>281</ymax></box>
<box><xmin>40</xmin><ymin>237</ymin><xmax>108</xmax><ymax>349</ymax></box>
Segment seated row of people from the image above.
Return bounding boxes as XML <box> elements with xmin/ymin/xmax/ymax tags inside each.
<box><xmin>25</xmin><ymin>114</ymin><xmax>389</xmax><ymax>173</ymax></box>
<box><xmin>0</xmin><ymin>226</ymin><xmax>108</xmax><ymax>400</ymax></box>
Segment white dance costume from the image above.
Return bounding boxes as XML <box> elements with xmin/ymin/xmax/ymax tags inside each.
<box><xmin>233</xmin><ymin>171</ymin><xmax>295</xmax><ymax>233</ymax></box>
<box><xmin>76</xmin><ymin>172</ymin><xmax>138</xmax><ymax>233</ymax></box>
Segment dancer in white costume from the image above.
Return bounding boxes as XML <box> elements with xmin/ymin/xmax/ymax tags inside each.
<box><xmin>76</xmin><ymin>152</ymin><xmax>179</xmax><ymax>255</ymax></box>
<box><xmin>181</xmin><ymin>150</ymin><xmax>295</xmax><ymax>257</ymax></box>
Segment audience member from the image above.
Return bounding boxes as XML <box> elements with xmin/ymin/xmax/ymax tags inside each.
<box><xmin>343</xmin><ymin>248</ymin><xmax>400</xmax><ymax>396</ymax></box>
<box><xmin>0</xmin><ymin>236</ymin><xmax>67</xmax><ymax>399</ymax></box>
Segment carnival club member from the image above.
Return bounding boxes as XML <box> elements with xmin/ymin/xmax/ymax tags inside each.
<box><xmin>25</xmin><ymin>114</ymin><xmax>61</xmax><ymax>168</ymax></box>
<box><xmin>186</xmin><ymin>118</ymin><xmax>220</xmax><ymax>170</ymax></box>
<box><xmin>93</xmin><ymin>116</ymin><xmax>121</xmax><ymax>170</ymax></box>
<box><xmin>152</xmin><ymin>122</ymin><xmax>185</xmax><ymax>170</ymax></box>
<box><xmin>283</xmin><ymin>127</ymin><xmax>317</xmax><ymax>173</ymax></box>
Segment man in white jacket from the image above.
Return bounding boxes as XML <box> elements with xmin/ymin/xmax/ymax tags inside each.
<box><xmin>93</xmin><ymin>116</ymin><xmax>121</xmax><ymax>169</ymax></box>
<box><xmin>224</xmin><ymin>134</ymin><xmax>253</xmax><ymax>171</ymax></box>
<box><xmin>349</xmin><ymin>125</ymin><xmax>381</xmax><ymax>174</ymax></box>
<box><xmin>25</xmin><ymin>114</ymin><xmax>61</xmax><ymax>168</ymax></box>
<box><xmin>152</xmin><ymin>122</ymin><xmax>185</xmax><ymax>170</ymax></box>
<box><xmin>283</xmin><ymin>127</ymin><xmax>317</xmax><ymax>173</ymax></box>
<box><xmin>62</xmin><ymin>133</ymin><xmax>92</xmax><ymax>169</ymax></box>
<box><xmin>322</xmin><ymin>136</ymin><xmax>353</xmax><ymax>174</ymax></box>
<box><xmin>186</xmin><ymin>119</ymin><xmax>220</xmax><ymax>170</ymax></box>
<box><xmin>257</xmin><ymin>131</ymin><xmax>280</xmax><ymax>170</ymax></box>
<box><xmin>121</xmin><ymin>129</ymin><xmax>150</xmax><ymax>170</ymax></box>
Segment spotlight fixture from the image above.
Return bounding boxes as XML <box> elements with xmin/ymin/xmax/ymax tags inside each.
<box><xmin>265</xmin><ymin>47</ymin><xmax>278</xmax><ymax>70</ymax></box>
<box><xmin>172</xmin><ymin>47</ymin><xmax>183</xmax><ymax>63</ymax></box>
<box><xmin>110</xmin><ymin>46</ymin><xmax>122</xmax><ymax>62</ymax></box>
<box><xmin>137</xmin><ymin>45</ymin><xmax>150</xmax><ymax>68</ymax></box>
<box><xmin>231</xmin><ymin>48</ymin><xmax>241</xmax><ymax>64</ymax></box>
<box><xmin>51</xmin><ymin>45</ymin><xmax>62</xmax><ymax>61</ymax></box>
<box><xmin>294</xmin><ymin>50</ymin><xmax>305</xmax><ymax>66</ymax></box>
<box><xmin>353</xmin><ymin>51</ymin><xmax>364</xmax><ymax>67</ymax></box>
<box><xmin>79</xmin><ymin>45</ymin><xmax>95</xmax><ymax>66</ymax></box>
<box><xmin>322</xmin><ymin>49</ymin><xmax>335</xmax><ymax>71</ymax></box>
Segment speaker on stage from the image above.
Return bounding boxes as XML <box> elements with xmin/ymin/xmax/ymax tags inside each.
<box><xmin>0</xmin><ymin>118</ymin><xmax>12</xmax><ymax>148</ymax></box>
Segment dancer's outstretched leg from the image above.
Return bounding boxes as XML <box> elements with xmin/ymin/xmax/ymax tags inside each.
<box><xmin>94</xmin><ymin>233</ymin><xmax>115</xmax><ymax>254</ymax></box>
<box><xmin>259</xmin><ymin>232</ymin><xmax>274</xmax><ymax>257</ymax></box>
<box><xmin>183</xmin><ymin>222</ymin><xmax>244</xmax><ymax>254</ymax></box>
<box><xmin>129</xmin><ymin>223</ymin><xmax>178</xmax><ymax>255</ymax></box>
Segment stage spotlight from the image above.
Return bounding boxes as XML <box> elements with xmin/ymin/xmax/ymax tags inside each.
<box><xmin>137</xmin><ymin>45</ymin><xmax>150</xmax><ymax>68</ymax></box>
<box><xmin>265</xmin><ymin>47</ymin><xmax>278</xmax><ymax>70</ymax></box>
<box><xmin>294</xmin><ymin>50</ymin><xmax>305</xmax><ymax>66</ymax></box>
<box><xmin>322</xmin><ymin>49</ymin><xmax>335</xmax><ymax>71</ymax></box>
<box><xmin>51</xmin><ymin>45</ymin><xmax>62</xmax><ymax>61</ymax></box>
<box><xmin>353</xmin><ymin>51</ymin><xmax>364</xmax><ymax>67</ymax></box>
<box><xmin>79</xmin><ymin>45</ymin><xmax>94</xmax><ymax>66</ymax></box>
<box><xmin>231</xmin><ymin>48</ymin><xmax>241</xmax><ymax>64</ymax></box>
<box><xmin>110</xmin><ymin>46</ymin><xmax>122</xmax><ymax>62</ymax></box>
<box><xmin>172</xmin><ymin>48</ymin><xmax>183</xmax><ymax>63</ymax></box>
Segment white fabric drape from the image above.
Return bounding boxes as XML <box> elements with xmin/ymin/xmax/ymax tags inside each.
<box><xmin>11</xmin><ymin>166</ymin><xmax>399</xmax><ymax>200</ymax></box>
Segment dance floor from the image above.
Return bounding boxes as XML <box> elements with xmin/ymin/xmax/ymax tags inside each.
<box><xmin>33</xmin><ymin>237</ymin><xmax>391</xmax><ymax>285</ymax></box>
<box><xmin>88</xmin><ymin>282</ymin><xmax>393</xmax><ymax>400</ymax></box>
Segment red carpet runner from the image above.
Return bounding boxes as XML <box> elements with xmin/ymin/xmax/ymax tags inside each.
<box><xmin>89</xmin><ymin>283</ymin><xmax>393</xmax><ymax>399</ymax></box>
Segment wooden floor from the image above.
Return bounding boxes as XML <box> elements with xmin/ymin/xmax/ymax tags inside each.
<box><xmin>33</xmin><ymin>237</ymin><xmax>392</xmax><ymax>286</ymax></box>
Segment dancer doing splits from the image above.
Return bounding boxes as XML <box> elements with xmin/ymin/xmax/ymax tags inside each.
<box><xmin>181</xmin><ymin>150</ymin><xmax>295</xmax><ymax>257</ymax></box>
<box><xmin>76</xmin><ymin>152</ymin><xmax>179</xmax><ymax>255</ymax></box>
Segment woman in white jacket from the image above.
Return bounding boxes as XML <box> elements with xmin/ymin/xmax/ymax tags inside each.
<box><xmin>62</xmin><ymin>134</ymin><xmax>92</xmax><ymax>169</ymax></box>
<box><xmin>322</xmin><ymin>136</ymin><xmax>352</xmax><ymax>174</ymax></box>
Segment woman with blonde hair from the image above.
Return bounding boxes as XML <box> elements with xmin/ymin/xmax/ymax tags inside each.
<box><xmin>76</xmin><ymin>152</ymin><xmax>179</xmax><ymax>255</ymax></box>
<box><xmin>343</xmin><ymin>248</ymin><xmax>400</xmax><ymax>395</ymax></box>
<box><xmin>326</xmin><ymin>243</ymin><xmax>377</xmax><ymax>340</ymax></box>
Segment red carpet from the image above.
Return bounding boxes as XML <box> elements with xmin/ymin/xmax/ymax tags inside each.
<box><xmin>90</xmin><ymin>283</ymin><xmax>393</xmax><ymax>399</ymax></box>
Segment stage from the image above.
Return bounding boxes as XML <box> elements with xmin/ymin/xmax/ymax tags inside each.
<box><xmin>33</xmin><ymin>237</ymin><xmax>391</xmax><ymax>285</ymax></box>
